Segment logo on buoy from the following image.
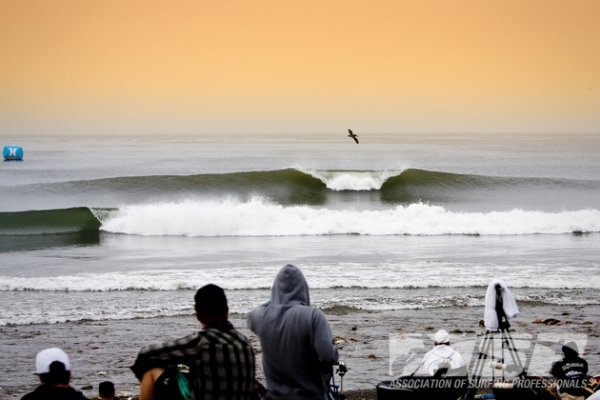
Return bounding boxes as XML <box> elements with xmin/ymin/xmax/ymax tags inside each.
<box><xmin>3</xmin><ymin>145</ymin><xmax>24</xmax><ymax>160</ymax></box>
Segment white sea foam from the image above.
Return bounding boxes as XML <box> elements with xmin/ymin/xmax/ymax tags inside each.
<box><xmin>301</xmin><ymin>169</ymin><xmax>403</xmax><ymax>191</ymax></box>
<box><xmin>2</xmin><ymin>261</ymin><xmax>599</xmax><ymax>325</ymax></box>
<box><xmin>2</xmin><ymin>260</ymin><xmax>599</xmax><ymax>293</ymax></box>
<box><xmin>1</xmin><ymin>282</ymin><xmax>598</xmax><ymax>326</ymax></box>
<box><xmin>97</xmin><ymin>199</ymin><xmax>600</xmax><ymax>237</ymax></box>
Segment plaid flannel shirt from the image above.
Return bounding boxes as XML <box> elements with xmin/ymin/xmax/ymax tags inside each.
<box><xmin>131</xmin><ymin>321</ymin><xmax>255</xmax><ymax>400</ymax></box>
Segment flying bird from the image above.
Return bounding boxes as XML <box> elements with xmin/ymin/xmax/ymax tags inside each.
<box><xmin>347</xmin><ymin>129</ymin><xmax>359</xmax><ymax>144</ymax></box>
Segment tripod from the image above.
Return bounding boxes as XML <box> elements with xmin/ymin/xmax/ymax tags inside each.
<box><xmin>467</xmin><ymin>285</ymin><xmax>525</xmax><ymax>398</ymax></box>
<box><xmin>329</xmin><ymin>362</ymin><xmax>348</xmax><ymax>400</ymax></box>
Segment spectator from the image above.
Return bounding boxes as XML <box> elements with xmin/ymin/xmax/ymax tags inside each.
<box><xmin>21</xmin><ymin>347</ymin><xmax>88</xmax><ymax>400</ymax></box>
<box><xmin>99</xmin><ymin>381</ymin><xmax>115</xmax><ymax>400</ymax></box>
<box><xmin>131</xmin><ymin>284</ymin><xmax>255</xmax><ymax>400</ymax></box>
<box><xmin>551</xmin><ymin>341</ymin><xmax>588</xmax><ymax>398</ymax></box>
<box><xmin>248</xmin><ymin>264</ymin><xmax>338</xmax><ymax>400</ymax></box>
<box><xmin>418</xmin><ymin>330</ymin><xmax>465</xmax><ymax>376</ymax></box>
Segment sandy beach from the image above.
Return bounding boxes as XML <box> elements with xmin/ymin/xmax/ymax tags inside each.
<box><xmin>1</xmin><ymin>303</ymin><xmax>598</xmax><ymax>399</ymax></box>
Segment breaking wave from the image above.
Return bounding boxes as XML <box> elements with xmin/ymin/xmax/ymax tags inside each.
<box><xmin>2</xmin><ymin>201</ymin><xmax>599</xmax><ymax>237</ymax></box>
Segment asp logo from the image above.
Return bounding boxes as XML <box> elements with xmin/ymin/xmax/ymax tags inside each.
<box><xmin>388</xmin><ymin>332</ymin><xmax>588</xmax><ymax>378</ymax></box>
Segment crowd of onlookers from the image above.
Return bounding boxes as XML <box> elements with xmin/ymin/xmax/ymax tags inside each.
<box><xmin>21</xmin><ymin>265</ymin><xmax>338</xmax><ymax>400</ymax></box>
<box><xmin>19</xmin><ymin>265</ymin><xmax>598</xmax><ymax>400</ymax></box>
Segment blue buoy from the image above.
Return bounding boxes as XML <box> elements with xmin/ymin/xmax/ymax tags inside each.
<box><xmin>3</xmin><ymin>145</ymin><xmax>24</xmax><ymax>161</ymax></box>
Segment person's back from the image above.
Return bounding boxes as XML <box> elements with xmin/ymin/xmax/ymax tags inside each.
<box><xmin>131</xmin><ymin>284</ymin><xmax>255</xmax><ymax>400</ymax></box>
<box><xmin>21</xmin><ymin>348</ymin><xmax>88</xmax><ymax>400</ymax></box>
<box><xmin>551</xmin><ymin>342</ymin><xmax>588</xmax><ymax>397</ymax></box>
<box><xmin>22</xmin><ymin>384</ymin><xmax>88</xmax><ymax>400</ymax></box>
<box><xmin>248</xmin><ymin>265</ymin><xmax>338</xmax><ymax>400</ymax></box>
<box><xmin>418</xmin><ymin>330</ymin><xmax>465</xmax><ymax>376</ymax></box>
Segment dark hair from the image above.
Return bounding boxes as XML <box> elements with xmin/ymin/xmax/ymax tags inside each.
<box><xmin>99</xmin><ymin>381</ymin><xmax>115</xmax><ymax>396</ymax></box>
<box><xmin>194</xmin><ymin>284</ymin><xmax>228</xmax><ymax>319</ymax></box>
<box><xmin>39</xmin><ymin>361</ymin><xmax>70</xmax><ymax>385</ymax></box>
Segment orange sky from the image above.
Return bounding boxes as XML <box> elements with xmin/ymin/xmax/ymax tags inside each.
<box><xmin>1</xmin><ymin>0</ymin><xmax>599</xmax><ymax>135</ymax></box>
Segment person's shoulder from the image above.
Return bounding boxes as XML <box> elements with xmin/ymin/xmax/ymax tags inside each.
<box><xmin>247</xmin><ymin>304</ymin><xmax>267</xmax><ymax>323</ymax></box>
<box><xmin>422</xmin><ymin>347</ymin><xmax>437</xmax><ymax>358</ymax></box>
<box><xmin>20</xmin><ymin>391</ymin><xmax>36</xmax><ymax>400</ymax></box>
<box><xmin>452</xmin><ymin>349</ymin><xmax>466</xmax><ymax>363</ymax></box>
<box><xmin>141</xmin><ymin>331</ymin><xmax>203</xmax><ymax>352</ymax></box>
<box><xmin>21</xmin><ymin>386</ymin><xmax>88</xmax><ymax>400</ymax></box>
<box><xmin>230</xmin><ymin>328</ymin><xmax>254</xmax><ymax>347</ymax></box>
<box><xmin>20</xmin><ymin>385</ymin><xmax>46</xmax><ymax>400</ymax></box>
<box><xmin>248</xmin><ymin>303</ymin><xmax>268</xmax><ymax>313</ymax></box>
<box><xmin>308</xmin><ymin>306</ymin><xmax>334</xmax><ymax>326</ymax></box>
<box><xmin>56</xmin><ymin>386</ymin><xmax>88</xmax><ymax>400</ymax></box>
<box><xmin>308</xmin><ymin>305</ymin><xmax>328</xmax><ymax>318</ymax></box>
<box><xmin>221</xmin><ymin>323</ymin><xmax>251</xmax><ymax>339</ymax></box>
<box><xmin>446</xmin><ymin>345</ymin><xmax>462</xmax><ymax>355</ymax></box>
<box><xmin>69</xmin><ymin>387</ymin><xmax>88</xmax><ymax>400</ymax></box>
<box><xmin>203</xmin><ymin>323</ymin><xmax>252</xmax><ymax>344</ymax></box>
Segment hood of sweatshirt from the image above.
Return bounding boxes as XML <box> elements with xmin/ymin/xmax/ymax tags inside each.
<box><xmin>269</xmin><ymin>264</ymin><xmax>310</xmax><ymax>306</ymax></box>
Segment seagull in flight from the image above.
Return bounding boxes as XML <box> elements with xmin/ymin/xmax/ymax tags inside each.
<box><xmin>347</xmin><ymin>129</ymin><xmax>359</xmax><ymax>144</ymax></box>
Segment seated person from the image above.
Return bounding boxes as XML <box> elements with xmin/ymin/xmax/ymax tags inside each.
<box><xmin>551</xmin><ymin>341</ymin><xmax>588</xmax><ymax>397</ymax></box>
<box><xmin>418</xmin><ymin>330</ymin><xmax>465</xmax><ymax>376</ymax></box>
<box><xmin>99</xmin><ymin>381</ymin><xmax>115</xmax><ymax>400</ymax></box>
<box><xmin>21</xmin><ymin>347</ymin><xmax>88</xmax><ymax>400</ymax></box>
<box><xmin>131</xmin><ymin>284</ymin><xmax>256</xmax><ymax>400</ymax></box>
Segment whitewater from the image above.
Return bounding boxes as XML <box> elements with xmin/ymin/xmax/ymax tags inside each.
<box><xmin>98</xmin><ymin>199</ymin><xmax>600</xmax><ymax>236</ymax></box>
<box><xmin>1</xmin><ymin>133</ymin><xmax>599</xmax><ymax>326</ymax></box>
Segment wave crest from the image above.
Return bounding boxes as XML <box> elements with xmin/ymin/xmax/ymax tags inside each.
<box><xmin>99</xmin><ymin>199</ymin><xmax>600</xmax><ymax>237</ymax></box>
<box><xmin>300</xmin><ymin>169</ymin><xmax>404</xmax><ymax>191</ymax></box>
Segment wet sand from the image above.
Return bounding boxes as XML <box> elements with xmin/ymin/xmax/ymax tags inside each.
<box><xmin>1</xmin><ymin>304</ymin><xmax>598</xmax><ymax>399</ymax></box>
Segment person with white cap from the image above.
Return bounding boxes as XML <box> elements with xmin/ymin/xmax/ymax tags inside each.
<box><xmin>21</xmin><ymin>347</ymin><xmax>88</xmax><ymax>400</ymax></box>
<box><xmin>418</xmin><ymin>330</ymin><xmax>465</xmax><ymax>376</ymax></box>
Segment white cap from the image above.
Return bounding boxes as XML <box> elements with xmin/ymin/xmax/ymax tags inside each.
<box><xmin>35</xmin><ymin>348</ymin><xmax>70</xmax><ymax>374</ymax></box>
<box><xmin>434</xmin><ymin>329</ymin><xmax>450</xmax><ymax>344</ymax></box>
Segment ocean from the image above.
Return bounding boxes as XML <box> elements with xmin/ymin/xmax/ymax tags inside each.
<box><xmin>1</xmin><ymin>133</ymin><xmax>599</xmax><ymax>326</ymax></box>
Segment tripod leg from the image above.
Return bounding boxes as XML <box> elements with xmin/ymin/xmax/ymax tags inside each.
<box><xmin>469</xmin><ymin>331</ymin><xmax>494</xmax><ymax>398</ymax></box>
<box><xmin>502</xmin><ymin>329</ymin><xmax>525</xmax><ymax>376</ymax></box>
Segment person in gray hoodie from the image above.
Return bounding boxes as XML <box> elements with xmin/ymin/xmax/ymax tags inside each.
<box><xmin>248</xmin><ymin>264</ymin><xmax>339</xmax><ymax>400</ymax></box>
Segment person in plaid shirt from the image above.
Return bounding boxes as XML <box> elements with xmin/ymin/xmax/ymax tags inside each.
<box><xmin>131</xmin><ymin>284</ymin><xmax>256</xmax><ymax>400</ymax></box>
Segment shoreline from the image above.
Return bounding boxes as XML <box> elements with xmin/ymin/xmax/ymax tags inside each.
<box><xmin>1</xmin><ymin>304</ymin><xmax>598</xmax><ymax>398</ymax></box>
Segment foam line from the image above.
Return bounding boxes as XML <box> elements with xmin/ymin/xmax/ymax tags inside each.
<box><xmin>98</xmin><ymin>199</ymin><xmax>600</xmax><ymax>237</ymax></box>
